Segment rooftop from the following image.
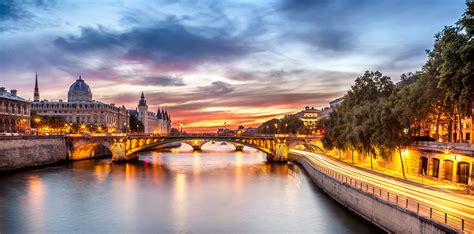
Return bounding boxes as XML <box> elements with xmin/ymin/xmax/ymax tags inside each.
<box><xmin>0</xmin><ymin>88</ymin><xmax>30</xmax><ymax>103</ymax></box>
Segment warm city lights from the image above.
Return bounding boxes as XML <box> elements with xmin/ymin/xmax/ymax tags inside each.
<box><xmin>0</xmin><ymin>1</ymin><xmax>473</xmax><ymax>233</ymax></box>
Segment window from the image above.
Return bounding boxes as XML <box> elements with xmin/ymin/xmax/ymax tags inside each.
<box><xmin>420</xmin><ymin>157</ymin><xmax>428</xmax><ymax>175</ymax></box>
<box><xmin>457</xmin><ymin>162</ymin><xmax>470</xmax><ymax>184</ymax></box>
<box><xmin>443</xmin><ymin>160</ymin><xmax>453</xmax><ymax>180</ymax></box>
<box><xmin>432</xmin><ymin>158</ymin><xmax>439</xmax><ymax>178</ymax></box>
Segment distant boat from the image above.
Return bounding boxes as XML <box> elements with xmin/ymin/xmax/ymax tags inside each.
<box><xmin>220</xmin><ymin>142</ymin><xmax>227</xmax><ymax>145</ymax></box>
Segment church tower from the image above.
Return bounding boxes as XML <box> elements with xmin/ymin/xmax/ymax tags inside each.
<box><xmin>34</xmin><ymin>73</ymin><xmax>40</xmax><ymax>102</ymax></box>
<box><xmin>138</xmin><ymin>91</ymin><xmax>148</xmax><ymax>132</ymax></box>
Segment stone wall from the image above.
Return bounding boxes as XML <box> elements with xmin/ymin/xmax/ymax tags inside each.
<box><xmin>0</xmin><ymin>136</ymin><xmax>67</xmax><ymax>171</ymax></box>
<box><xmin>289</xmin><ymin>153</ymin><xmax>457</xmax><ymax>233</ymax></box>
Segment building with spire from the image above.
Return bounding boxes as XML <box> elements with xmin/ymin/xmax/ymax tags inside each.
<box><xmin>31</xmin><ymin>75</ymin><xmax>129</xmax><ymax>133</ymax></box>
<box><xmin>128</xmin><ymin>92</ymin><xmax>171</xmax><ymax>133</ymax></box>
<box><xmin>34</xmin><ymin>73</ymin><xmax>40</xmax><ymax>102</ymax></box>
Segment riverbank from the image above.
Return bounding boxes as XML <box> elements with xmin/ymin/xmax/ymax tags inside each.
<box><xmin>0</xmin><ymin>135</ymin><xmax>68</xmax><ymax>172</ymax></box>
<box><xmin>0</xmin><ymin>136</ymin><xmax>182</xmax><ymax>172</ymax></box>
<box><xmin>289</xmin><ymin>150</ymin><xmax>462</xmax><ymax>233</ymax></box>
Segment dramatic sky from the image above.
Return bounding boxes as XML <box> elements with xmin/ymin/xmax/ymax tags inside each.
<box><xmin>0</xmin><ymin>0</ymin><xmax>467</xmax><ymax>132</ymax></box>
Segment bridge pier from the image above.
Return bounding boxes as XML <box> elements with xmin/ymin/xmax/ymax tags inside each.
<box><xmin>183</xmin><ymin>140</ymin><xmax>208</xmax><ymax>152</ymax></box>
<box><xmin>267</xmin><ymin>142</ymin><xmax>289</xmax><ymax>163</ymax></box>
<box><xmin>233</xmin><ymin>143</ymin><xmax>244</xmax><ymax>151</ymax></box>
<box><xmin>111</xmin><ymin>140</ymin><xmax>138</xmax><ymax>162</ymax></box>
<box><xmin>111</xmin><ymin>140</ymin><xmax>126</xmax><ymax>161</ymax></box>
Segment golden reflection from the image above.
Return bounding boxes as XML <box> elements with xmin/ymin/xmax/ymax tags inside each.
<box><xmin>94</xmin><ymin>163</ymin><xmax>111</xmax><ymax>183</ymax></box>
<box><xmin>125</xmin><ymin>163</ymin><xmax>138</xmax><ymax>183</ymax></box>
<box><xmin>234</xmin><ymin>152</ymin><xmax>244</xmax><ymax>193</ymax></box>
<box><xmin>192</xmin><ymin>153</ymin><xmax>201</xmax><ymax>175</ymax></box>
<box><xmin>171</xmin><ymin>147</ymin><xmax>180</xmax><ymax>153</ymax></box>
<box><xmin>172</xmin><ymin>173</ymin><xmax>188</xmax><ymax>231</ymax></box>
<box><xmin>26</xmin><ymin>175</ymin><xmax>45</xmax><ymax>232</ymax></box>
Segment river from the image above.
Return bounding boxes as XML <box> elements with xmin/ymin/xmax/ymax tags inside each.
<box><xmin>0</xmin><ymin>143</ymin><xmax>381</xmax><ymax>233</ymax></box>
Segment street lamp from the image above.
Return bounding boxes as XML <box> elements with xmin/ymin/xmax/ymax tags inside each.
<box><xmin>178</xmin><ymin>122</ymin><xmax>184</xmax><ymax>135</ymax></box>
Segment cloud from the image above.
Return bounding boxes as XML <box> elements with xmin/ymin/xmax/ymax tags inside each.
<box><xmin>54</xmin><ymin>21</ymin><xmax>251</xmax><ymax>71</ymax></box>
<box><xmin>302</xmin><ymin>28</ymin><xmax>354</xmax><ymax>52</ymax></box>
<box><xmin>226</xmin><ymin>69</ymin><xmax>305</xmax><ymax>81</ymax></box>
<box><xmin>139</xmin><ymin>76</ymin><xmax>186</xmax><ymax>86</ymax></box>
<box><xmin>197</xmin><ymin>81</ymin><xmax>235</xmax><ymax>96</ymax></box>
<box><xmin>0</xmin><ymin>0</ymin><xmax>55</xmax><ymax>32</ymax></box>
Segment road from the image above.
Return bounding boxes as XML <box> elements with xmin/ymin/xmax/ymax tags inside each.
<box><xmin>290</xmin><ymin>150</ymin><xmax>474</xmax><ymax>232</ymax></box>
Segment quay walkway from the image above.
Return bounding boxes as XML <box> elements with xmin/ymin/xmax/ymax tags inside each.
<box><xmin>290</xmin><ymin>150</ymin><xmax>474</xmax><ymax>233</ymax></box>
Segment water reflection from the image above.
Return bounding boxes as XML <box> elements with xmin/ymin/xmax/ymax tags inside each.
<box><xmin>0</xmin><ymin>145</ymin><xmax>381</xmax><ymax>233</ymax></box>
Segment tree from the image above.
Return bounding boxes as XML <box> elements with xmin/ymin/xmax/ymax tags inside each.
<box><xmin>31</xmin><ymin>115</ymin><xmax>67</xmax><ymax>129</ymax></box>
<box><xmin>280</xmin><ymin>114</ymin><xmax>306</xmax><ymax>134</ymax></box>
<box><xmin>130</xmin><ymin>115</ymin><xmax>144</xmax><ymax>132</ymax></box>
<box><xmin>257</xmin><ymin>115</ymin><xmax>307</xmax><ymax>134</ymax></box>
<box><xmin>170</xmin><ymin>127</ymin><xmax>180</xmax><ymax>136</ymax></box>
<box><xmin>323</xmin><ymin>71</ymin><xmax>395</xmax><ymax>169</ymax></box>
<box><xmin>257</xmin><ymin>118</ymin><xmax>280</xmax><ymax>134</ymax></box>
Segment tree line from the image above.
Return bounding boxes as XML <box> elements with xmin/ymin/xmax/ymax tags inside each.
<box><xmin>320</xmin><ymin>2</ymin><xmax>473</xmax><ymax>177</ymax></box>
<box><xmin>257</xmin><ymin>114</ymin><xmax>309</xmax><ymax>134</ymax></box>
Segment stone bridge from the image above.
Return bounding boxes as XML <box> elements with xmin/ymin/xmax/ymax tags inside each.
<box><xmin>66</xmin><ymin>134</ymin><xmax>323</xmax><ymax>162</ymax></box>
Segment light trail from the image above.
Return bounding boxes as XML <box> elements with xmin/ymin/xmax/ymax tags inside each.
<box><xmin>290</xmin><ymin>150</ymin><xmax>474</xmax><ymax>232</ymax></box>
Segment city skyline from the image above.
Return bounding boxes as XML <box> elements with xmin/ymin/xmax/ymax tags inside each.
<box><xmin>0</xmin><ymin>0</ymin><xmax>466</xmax><ymax>131</ymax></box>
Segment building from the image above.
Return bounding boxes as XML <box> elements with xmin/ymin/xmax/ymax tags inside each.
<box><xmin>317</xmin><ymin>97</ymin><xmax>345</xmax><ymax>120</ymax></box>
<box><xmin>217</xmin><ymin>128</ymin><xmax>235</xmax><ymax>135</ymax></box>
<box><xmin>128</xmin><ymin>92</ymin><xmax>171</xmax><ymax>134</ymax></box>
<box><xmin>329</xmin><ymin>97</ymin><xmax>344</xmax><ymax>109</ymax></box>
<box><xmin>295</xmin><ymin>106</ymin><xmax>320</xmax><ymax>128</ymax></box>
<box><xmin>0</xmin><ymin>87</ymin><xmax>31</xmax><ymax>133</ymax></box>
<box><xmin>31</xmin><ymin>75</ymin><xmax>129</xmax><ymax>133</ymax></box>
<box><xmin>425</xmin><ymin>118</ymin><xmax>474</xmax><ymax>143</ymax></box>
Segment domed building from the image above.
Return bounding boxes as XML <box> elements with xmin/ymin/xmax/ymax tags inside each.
<box><xmin>68</xmin><ymin>76</ymin><xmax>92</xmax><ymax>102</ymax></box>
<box><xmin>31</xmin><ymin>75</ymin><xmax>129</xmax><ymax>133</ymax></box>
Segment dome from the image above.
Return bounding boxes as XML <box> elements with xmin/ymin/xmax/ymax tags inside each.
<box><xmin>68</xmin><ymin>76</ymin><xmax>92</xmax><ymax>102</ymax></box>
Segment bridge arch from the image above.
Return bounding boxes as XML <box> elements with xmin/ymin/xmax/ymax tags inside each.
<box><xmin>287</xmin><ymin>139</ymin><xmax>325</xmax><ymax>154</ymax></box>
<box><xmin>127</xmin><ymin>137</ymin><xmax>275</xmax><ymax>156</ymax></box>
<box><xmin>70</xmin><ymin>141</ymin><xmax>113</xmax><ymax>161</ymax></box>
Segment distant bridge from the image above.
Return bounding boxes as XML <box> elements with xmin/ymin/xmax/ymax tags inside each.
<box><xmin>66</xmin><ymin>133</ymin><xmax>323</xmax><ymax>162</ymax></box>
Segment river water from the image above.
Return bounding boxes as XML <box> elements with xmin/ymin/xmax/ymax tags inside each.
<box><xmin>0</xmin><ymin>143</ymin><xmax>381</xmax><ymax>233</ymax></box>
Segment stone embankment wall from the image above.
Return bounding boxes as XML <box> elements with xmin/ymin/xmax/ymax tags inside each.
<box><xmin>289</xmin><ymin>153</ymin><xmax>457</xmax><ymax>234</ymax></box>
<box><xmin>0</xmin><ymin>136</ymin><xmax>67</xmax><ymax>171</ymax></box>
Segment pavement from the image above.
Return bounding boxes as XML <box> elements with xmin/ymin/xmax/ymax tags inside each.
<box><xmin>328</xmin><ymin>153</ymin><xmax>473</xmax><ymax>196</ymax></box>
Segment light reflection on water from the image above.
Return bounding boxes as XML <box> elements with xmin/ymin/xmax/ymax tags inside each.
<box><xmin>0</xmin><ymin>144</ymin><xmax>382</xmax><ymax>233</ymax></box>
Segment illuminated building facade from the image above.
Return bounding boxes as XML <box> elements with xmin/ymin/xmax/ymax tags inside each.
<box><xmin>0</xmin><ymin>87</ymin><xmax>31</xmax><ymax>132</ymax></box>
<box><xmin>295</xmin><ymin>106</ymin><xmax>320</xmax><ymax>128</ymax></box>
<box><xmin>31</xmin><ymin>75</ymin><xmax>129</xmax><ymax>133</ymax></box>
<box><xmin>129</xmin><ymin>92</ymin><xmax>171</xmax><ymax>133</ymax></box>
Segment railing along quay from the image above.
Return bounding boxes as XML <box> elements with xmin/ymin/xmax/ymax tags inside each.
<box><xmin>300</xmin><ymin>153</ymin><xmax>473</xmax><ymax>232</ymax></box>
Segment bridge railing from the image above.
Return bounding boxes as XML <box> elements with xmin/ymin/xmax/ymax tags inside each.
<box><xmin>122</xmin><ymin>133</ymin><xmax>322</xmax><ymax>138</ymax></box>
<box><xmin>299</xmin><ymin>152</ymin><xmax>473</xmax><ymax>232</ymax></box>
